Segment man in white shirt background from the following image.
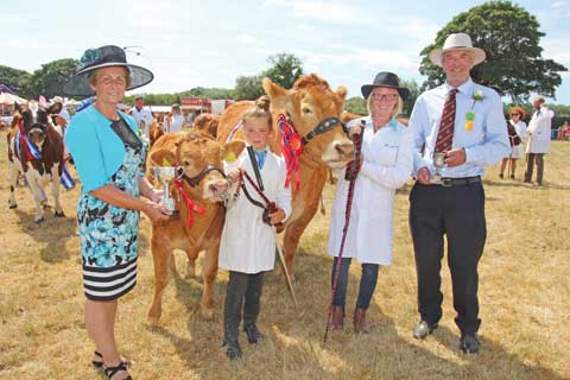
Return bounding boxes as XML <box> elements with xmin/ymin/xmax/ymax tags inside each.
<box><xmin>524</xmin><ymin>96</ymin><xmax>554</xmax><ymax>186</ymax></box>
<box><xmin>129</xmin><ymin>96</ymin><xmax>153</xmax><ymax>140</ymax></box>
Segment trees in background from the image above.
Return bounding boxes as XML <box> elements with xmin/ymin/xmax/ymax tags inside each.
<box><xmin>419</xmin><ymin>1</ymin><xmax>567</xmax><ymax>102</ymax></box>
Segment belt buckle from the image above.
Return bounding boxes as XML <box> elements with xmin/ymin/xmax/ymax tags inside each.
<box><xmin>441</xmin><ymin>178</ymin><xmax>453</xmax><ymax>187</ymax></box>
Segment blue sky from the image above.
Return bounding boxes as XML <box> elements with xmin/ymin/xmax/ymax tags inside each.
<box><xmin>2</xmin><ymin>0</ymin><xmax>569</xmax><ymax>103</ymax></box>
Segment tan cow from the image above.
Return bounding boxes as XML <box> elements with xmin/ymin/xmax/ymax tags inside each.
<box><xmin>148</xmin><ymin>119</ymin><xmax>164</xmax><ymax>147</ymax></box>
<box><xmin>146</xmin><ymin>131</ymin><xmax>245</xmax><ymax>324</ymax></box>
<box><xmin>217</xmin><ymin>74</ymin><xmax>354</xmax><ymax>276</ymax></box>
<box><xmin>192</xmin><ymin>113</ymin><xmax>219</xmax><ymax>138</ymax></box>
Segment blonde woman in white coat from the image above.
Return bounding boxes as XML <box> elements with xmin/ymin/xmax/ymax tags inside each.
<box><xmin>219</xmin><ymin>97</ymin><xmax>291</xmax><ymax>359</ymax></box>
<box><xmin>328</xmin><ymin>72</ymin><xmax>413</xmax><ymax>333</ymax></box>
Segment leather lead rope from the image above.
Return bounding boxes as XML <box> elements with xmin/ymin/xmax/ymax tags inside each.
<box><xmin>323</xmin><ymin>120</ymin><xmax>364</xmax><ymax>343</ymax></box>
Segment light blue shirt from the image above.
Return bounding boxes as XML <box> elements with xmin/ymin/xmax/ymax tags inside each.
<box><xmin>253</xmin><ymin>149</ymin><xmax>267</xmax><ymax>169</ymax></box>
<box><xmin>409</xmin><ymin>78</ymin><xmax>510</xmax><ymax>178</ymax></box>
<box><xmin>65</xmin><ymin>105</ymin><xmax>142</xmax><ymax>193</ymax></box>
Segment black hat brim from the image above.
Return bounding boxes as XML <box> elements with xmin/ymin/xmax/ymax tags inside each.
<box><xmin>63</xmin><ymin>63</ymin><xmax>154</xmax><ymax>97</ymax></box>
<box><xmin>361</xmin><ymin>84</ymin><xmax>410</xmax><ymax>101</ymax></box>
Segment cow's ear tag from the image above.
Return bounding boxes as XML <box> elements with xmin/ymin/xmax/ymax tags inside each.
<box><xmin>224</xmin><ymin>151</ymin><xmax>237</xmax><ymax>163</ymax></box>
<box><xmin>163</xmin><ymin>158</ymin><xmax>172</xmax><ymax>166</ymax></box>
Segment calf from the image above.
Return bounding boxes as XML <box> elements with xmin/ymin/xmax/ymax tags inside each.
<box><xmin>7</xmin><ymin>102</ymin><xmax>65</xmax><ymax>223</ymax></box>
<box><xmin>146</xmin><ymin>131</ymin><xmax>245</xmax><ymax>324</ymax></box>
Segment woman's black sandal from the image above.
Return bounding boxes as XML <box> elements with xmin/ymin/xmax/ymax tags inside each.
<box><xmin>92</xmin><ymin>351</ymin><xmax>104</xmax><ymax>369</ymax></box>
<box><xmin>92</xmin><ymin>351</ymin><xmax>130</xmax><ymax>369</ymax></box>
<box><xmin>104</xmin><ymin>361</ymin><xmax>132</xmax><ymax>380</ymax></box>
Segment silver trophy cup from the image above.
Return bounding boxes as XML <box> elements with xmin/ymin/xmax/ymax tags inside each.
<box><xmin>154</xmin><ymin>167</ymin><xmax>179</xmax><ymax>215</ymax></box>
<box><xmin>430</xmin><ymin>152</ymin><xmax>446</xmax><ymax>185</ymax></box>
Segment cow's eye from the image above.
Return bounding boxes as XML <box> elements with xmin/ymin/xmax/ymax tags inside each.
<box><xmin>182</xmin><ymin>159</ymin><xmax>192</xmax><ymax>166</ymax></box>
<box><xmin>302</xmin><ymin>107</ymin><xmax>313</xmax><ymax>115</ymax></box>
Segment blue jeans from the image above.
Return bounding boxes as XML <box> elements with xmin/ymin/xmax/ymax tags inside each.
<box><xmin>331</xmin><ymin>257</ymin><xmax>379</xmax><ymax>310</ymax></box>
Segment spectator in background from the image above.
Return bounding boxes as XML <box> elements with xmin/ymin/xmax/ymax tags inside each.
<box><xmin>499</xmin><ymin>106</ymin><xmax>527</xmax><ymax>180</ymax></box>
<box><xmin>524</xmin><ymin>96</ymin><xmax>554</xmax><ymax>186</ymax></box>
<box><xmin>557</xmin><ymin>121</ymin><xmax>570</xmax><ymax>140</ymax></box>
<box><xmin>130</xmin><ymin>96</ymin><xmax>153</xmax><ymax>140</ymax></box>
<box><xmin>166</xmin><ymin>104</ymin><xmax>184</xmax><ymax>133</ymax></box>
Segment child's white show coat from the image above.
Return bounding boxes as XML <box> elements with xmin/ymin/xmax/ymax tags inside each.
<box><xmin>219</xmin><ymin>148</ymin><xmax>292</xmax><ymax>274</ymax></box>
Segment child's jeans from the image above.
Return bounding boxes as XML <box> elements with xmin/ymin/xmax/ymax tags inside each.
<box><xmin>223</xmin><ymin>271</ymin><xmax>264</xmax><ymax>344</ymax></box>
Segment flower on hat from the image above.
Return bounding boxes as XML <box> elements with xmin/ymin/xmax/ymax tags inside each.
<box><xmin>78</xmin><ymin>49</ymin><xmax>102</xmax><ymax>70</ymax></box>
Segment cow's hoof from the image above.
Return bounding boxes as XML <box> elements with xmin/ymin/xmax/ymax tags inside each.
<box><xmin>35</xmin><ymin>217</ymin><xmax>45</xmax><ymax>224</ymax></box>
<box><xmin>55</xmin><ymin>211</ymin><xmax>65</xmax><ymax>218</ymax></box>
<box><xmin>8</xmin><ymin>204</ymin><xmax>17</xmax><ymax>209</ymax></box>
<box><xmin>147</xmin><ymin>315</ymin><xmax>161</xmax><ymax>327</ymax></box>
<box><xmin>200</xmin><ymin>307</ymin><xmax>215</xmax><ymax>320</ymax></box>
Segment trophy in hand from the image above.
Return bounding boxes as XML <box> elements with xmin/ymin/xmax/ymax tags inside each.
<box><xmin>430</xmin><ymin>152</ymin><xmax>446</xmax><ymax>185</ymax></box>
<box><xmin>154</xmin><ymin>167</ymin><xmax>179</xmax><ymax>215</ymax></box>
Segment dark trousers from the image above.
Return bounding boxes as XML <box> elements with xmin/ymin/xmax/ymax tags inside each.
<box><xmin>409</xmin><ymin>182</ymin><xmax>486</xmax><ymax>335</ymax></box>
<box><xmin>223</xmin><ymin>271</ymin><xmax>264</xmax><ymax>343</ymax></box>
<box><xmin>524</xmin><ymin>153</ymin><xmax>544</xmax><ymax>184</ymax></box>
<box><xmin>331</xmin><ymin>257</ymin><xmax>379</xmax><ymax>310</ymax></box>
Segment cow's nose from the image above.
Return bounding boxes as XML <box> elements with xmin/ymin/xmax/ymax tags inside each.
<box><xmin>210</xmin><ymin>181</ymin><xmax>229</xmax><ymax>194</ymax></box>
<box><xmin>335</xmin><ymin>142</ymin><xmax>354</xmax><ymax>156</ymax></box>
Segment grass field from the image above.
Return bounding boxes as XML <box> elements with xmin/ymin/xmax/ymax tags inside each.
<box><xmin>0</xmin><ymin>134</ymin><xmax>569</xmax><ymax>380</ymax></box>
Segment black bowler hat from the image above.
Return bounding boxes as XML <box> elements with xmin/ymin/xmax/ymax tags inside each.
<box><xmin>63</xmin><ymin>45</ymin><xmax>153</xmax><ymax>97</ymax></box>
<box><xmin>361</xmin><ymin>71</ymin><xmax>410</xmax><ymax>100</ymax></box>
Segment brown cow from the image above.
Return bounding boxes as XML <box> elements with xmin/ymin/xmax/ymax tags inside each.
<box><xmin>146</xmin><ymin>131</ymin><xmax>245</xmax><ymax>324</ymax></box>
<box><xmin>192</xmin><ymin>113</ymin><xmax>219</xmax><ymax>138</ymax></box>
<box><xmin>217</xmin><ymin>74</ymin><xmax>354</xmax><ymax>276</ymax></box>
<box><xmin>8</xmin><ymin>102</ymin><xmax>65</xmax><ymax>223</ymax></box>
<box><xmin>148</xmin><ymin>119</ymin><xmax>164</xmax><ymax>146</ymax></box>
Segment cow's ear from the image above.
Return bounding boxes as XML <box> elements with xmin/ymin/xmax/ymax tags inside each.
<box><xmin>262</xmin><ymin>78</ymin><xmax>289</xmax><ymax>110</ymax></box>
<box><xmin>336</xmin><ymin>86</ymin><xmax>348</xmax><ymax>100</ymax></box>
<box><xmin>222</xmin><ymin>139</ymin><xmax>246</xmax><ymax>163</ymax></box>
<box><xmin>149</xmin><ymin>148</ymin><xmax>177</xmax><ymax>167</ymax></box>
<box><xmin>48</xmin><ymin>102</ymin><xmax>62</xmax><ymax>115</ymax></box>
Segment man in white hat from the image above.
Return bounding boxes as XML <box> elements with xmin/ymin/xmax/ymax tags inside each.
<box><xmin>408</xmin><ymin>33</ymin><xmax>510</xmax><ymax>353</ymax></box>
<box><xmin>524</xmin><ymin>95</ymin><xmax>554</xmax><ymax>186</ymax></box>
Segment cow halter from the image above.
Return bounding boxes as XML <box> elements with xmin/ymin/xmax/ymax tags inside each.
<box><xmin>300</xmin><ymin>115</ymin><xmax>348</xmax><ymax>146</ymax></box>
<box><xmin>179</xmin><ymin>165</ymin><xmax>227</xmax><ymax>187</ymax></box>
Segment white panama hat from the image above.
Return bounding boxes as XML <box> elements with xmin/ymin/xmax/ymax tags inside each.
<box><xmin>429</xmin><ymin>33</ymin><xmax>486</xmax><ymax>67</ymax></box>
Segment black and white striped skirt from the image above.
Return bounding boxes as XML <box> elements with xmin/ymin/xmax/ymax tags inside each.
<box><xmin>82</xmin><ymin>257</ymin><xmax>138</xmax><ymax>301</ymax></box>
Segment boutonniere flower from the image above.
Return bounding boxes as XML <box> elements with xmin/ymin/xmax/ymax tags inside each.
<box><xmin>472</xmin><ymin>90</ymin><xmax>485</xmax><ymax>102</ymax></box>
<box><xmin>465</xmin><ymin>90</ymin><xmax>485</xmax><ymax>132</ymax></box>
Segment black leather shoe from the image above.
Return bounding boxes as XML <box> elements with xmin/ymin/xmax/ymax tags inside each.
<box><xmin>222</xmin><ymin>339</ymin><xmax>242</xmax><ymax>360</ymax></box>
<box><xmin>459</xmin><ymin>334</ymin><xmax>480</xmax><ymax>354</ymax></box>
<box><xmin>244</xmin><ymin>324</ymin><xmax>264</xmax><ymax>344</ymax></box>
<box><xmin>412</xmin><ymin>320</ymin><xmax>437</xmax><ymax>339</ymax></box>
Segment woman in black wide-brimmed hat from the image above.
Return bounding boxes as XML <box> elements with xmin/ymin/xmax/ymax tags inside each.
<box><xmin>327</xmin><ymin>71</ymin><xmax>414</xmax><ymax>334</ymax></box>
<box><xmin>64</xmin><ymin>45</ymin><xmax>170</xmax><ymax>380</ymax></box>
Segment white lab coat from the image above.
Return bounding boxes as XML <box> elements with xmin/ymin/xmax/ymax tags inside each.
<box><xmin>526</xmin><ymin>107</ymin><xmax>554</xmax><ymax>154</ymax></box>
<box><xmin>130</xmin><ymin>106</ymin><xmax>153</xmax><ymax>138</ymax></box>
<box><xmin>219</xmin><ymin>149</ymin><xmax>292</xmax><ymax>274</ymax></box>
<box><xmin>328</xmin><ymin>117</ymin><xmax>413</xmax><ymax>265</ymax></box>
<box><xmin>169</xmin><ymin>114</ymin><xmax>185</xmax><ymax>133</ymax></box>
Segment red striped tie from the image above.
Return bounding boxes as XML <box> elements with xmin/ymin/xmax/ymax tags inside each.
<box><xmin>435</xmin><ymin>88</ymin><xmax>458</xmax><ymax>152</ymax></box>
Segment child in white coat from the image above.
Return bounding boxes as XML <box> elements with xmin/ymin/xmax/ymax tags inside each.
<box><xmin>219</xmin><ymin>97</ymin><xmax>291</xmax><ymax>360</ymax></box>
